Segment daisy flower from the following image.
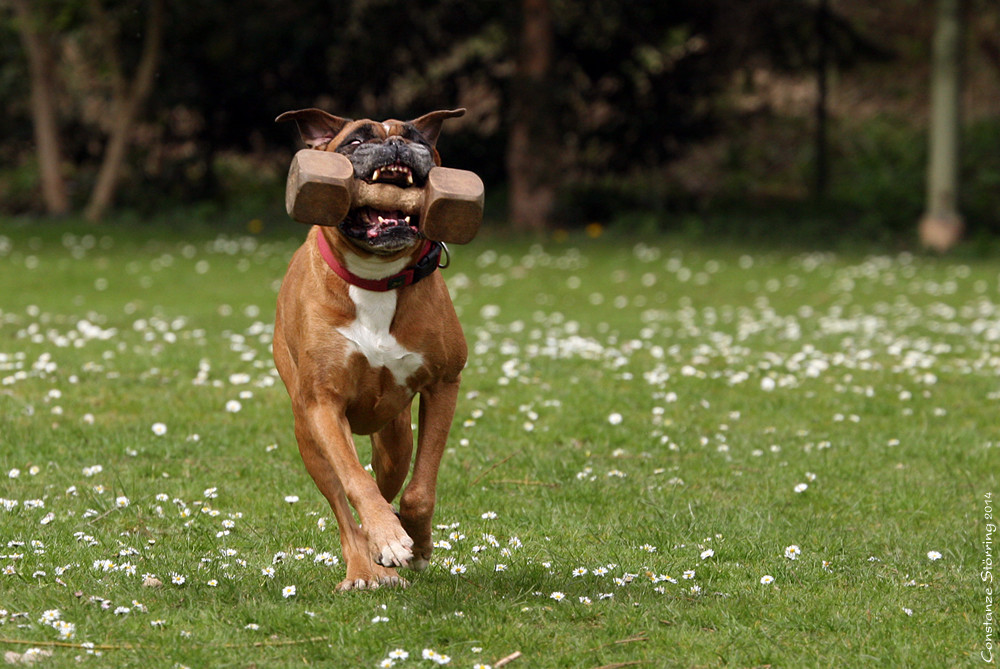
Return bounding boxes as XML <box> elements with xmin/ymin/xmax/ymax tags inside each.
<box><xmin>550</xmin><ymin>591</ymin><xmax>566</xmax><ymax>602</ymax></box>
<box><xmin>225</xmin><ymin>400</ymin><xmax>242</xmax><ymax>413</ymax></box>
<box><xmin>700</xmin><ymin>548</ymin><xmax>715</xmax><ymax>560</ymax></box>
<box><xmin>927</xmin><ymin>550</ymin><xmax>942</xmax><ymax>561</ymax></box>
<box><xmin>388</xmin><ymin>649</ymin><xmax>409</xmax><ymax>660</ymax></box>
<box><xmin>261</xmin><ymin>566</ymin><xmax>276</xmax><ymax>578</ymax></box>
<box><xmin>282</xmin><ymin>585</ymin><xmax>296</xmax><ymax>598</ymax></box>
<box><xmin>572</xmin><ymin>567</ymin><xmax>588</xmax><ymax>577</ymax></box>
<box><xmin>151</xmin><ymin>423</ymin><xmax>167</xmax><ymax>436</ymax></box>
<box><xmin>784</xmin><ymin>545</ymin><xmax>801</xmax><ymax>560</ymax></box>
<box><xmin>39</xmin><ymin>610</ymin><xmax>61</xmax><ymax>624</ymax></box>
<box><xmin>760</xmin><ymin>575</ymin><xmax>775</xmax><ymax>585</ymax></box>
<box><xmin>171</xmin><ymin>574</ymin><xmax>186</xmax><ymax>586</ymax></box>
<box><xmin>54</xmin><ymin>621</ymin><xmax>75</xmax><ymax>639</ymax></box>
<box><xmin>682</xmin><ymin>570</ymin><xmax>696</xmax><ymax>580</ymax></box>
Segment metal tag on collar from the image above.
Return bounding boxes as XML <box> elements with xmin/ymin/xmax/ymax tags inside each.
<box><xmin>438</xmin><ymin>242</ymin><xmax>451</xmax><ymax>269</ymax></box>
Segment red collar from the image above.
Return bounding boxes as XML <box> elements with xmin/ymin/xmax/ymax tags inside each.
<box><xmin>316</xmin><ymin>230</ymin><xmax>443</xmax><ymax>292</ymax></box>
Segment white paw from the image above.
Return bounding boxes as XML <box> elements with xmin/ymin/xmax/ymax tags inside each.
<box><xmin>336</xmin><ymin>575</ymin><xmax>409</xmax><ymax>592</ymax></box>
<box><xmin>374</xmin><ymin>536</ymin><xmax>414</xmax><ymax>568</ymax></box>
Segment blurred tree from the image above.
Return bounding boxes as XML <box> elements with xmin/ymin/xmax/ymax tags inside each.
<box><xmin>6</xmin><ymin>0</ymin><xmax>70</xmax><ymax>214</ymax></box>
<box><xmin>3</xmin><ymin>0</ymin><xmax>165</xmax><ymax>220</ymax></box>
<box><xmin>83</xmin><ymin>0</ymin><xmax>164</xmax><ymax>221</ymax></box>
<box><xmin>506</xmin><ymin>0</ymin><xmax>557</xmax><ymax>233</ymax></box>
<box><xmin>919</xmin><ymin>0</ymin><xmax>965</xmax><ymax>252</ymax></box>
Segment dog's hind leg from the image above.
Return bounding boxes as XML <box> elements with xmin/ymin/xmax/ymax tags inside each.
<box><xmin>370</xmin><ymin>403</ymin><xmax>414</xmax><ymax>504</ymax></box>
<box><xmin>398</xmin><ymin>378</ymin><xmax>460</xmax><ymax>571</ymax></box>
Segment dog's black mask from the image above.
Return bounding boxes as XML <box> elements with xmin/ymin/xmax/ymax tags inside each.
<box><xmin>334</xmin><ymin>126</ymin><xmax>437</xmax><ymax>253</ymax></box>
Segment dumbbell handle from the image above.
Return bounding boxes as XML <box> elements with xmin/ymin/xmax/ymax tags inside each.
<box><xmin>285</xmin><ymin>150</ymin><xmax>483</xmax><ymax>244</ymax></box>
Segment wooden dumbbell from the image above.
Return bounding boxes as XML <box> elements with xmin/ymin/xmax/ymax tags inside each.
<box><xmin>285</xmin><ymin>149</ymin><xmax>483</xmax><ymax>245</ymax></box>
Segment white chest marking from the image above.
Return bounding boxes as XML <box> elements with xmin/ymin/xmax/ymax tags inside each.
<box><xmin>337</xmin><ymin>286</ymin><xmax>424</xmax><ymax>387</ymax></box>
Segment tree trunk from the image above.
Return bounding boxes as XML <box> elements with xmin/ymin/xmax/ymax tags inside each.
<box><xmin>814</xmin><ymin>0</ymin><xmax>830</xmax><ymax>200</ymax></box>
<box><xmin>84</xmin><ymin>0</ymin><xmax>165</xmax><ymax>222</ymax></box>
<box><xmin>10</xmin><ymin>0</ymin><xmax>70</xmax><ymax>215</ymax></box>
<box><xmin>506</xmin><ymin>0</ymin><xmax>558</xmax><ymax>233</ymax></box>
<box><xmin>918</xmin><ymin>0</ymin><xmax>965</xmax><ymax>252</ymax></box>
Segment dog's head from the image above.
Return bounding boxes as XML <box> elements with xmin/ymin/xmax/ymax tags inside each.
<box><xmin>277</xmin><ymin>108</ymin><xmax>464</xmax><ymax>255</ymax></box>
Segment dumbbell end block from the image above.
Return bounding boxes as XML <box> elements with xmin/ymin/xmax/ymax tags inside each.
<box><xmin>421</xmin><ymin>167</ymin><xmax>484</xmax><ymax>245</ymax></box>
<box><xmin>285</xmin><ymin>149</ymin><xmax>484</xmax><ymax>244</ymax></box>
<box><xmin>285</xmin><ymin>150</ymin><xmax>353</xmax><ymax>226</ymax></box>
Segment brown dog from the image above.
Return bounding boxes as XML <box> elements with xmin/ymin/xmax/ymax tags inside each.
<box><xmin>273</xmin><ymin>108</ymin><xmax>468</xmax><ymax>590</ymax></box>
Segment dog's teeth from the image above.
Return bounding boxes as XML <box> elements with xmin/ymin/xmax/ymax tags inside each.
<box><xmin>404</xmin><ymin>215</ymin><xmax>411</xmax><ymax>225</ymax></box>
<box><xmin>377</xmin><ymin>215</ymin><xmax>386</xmax><ymax>224</ymax></box>
<box><xmin>406</xmin><ymin>173</ymin><xmax>414</xmax><ymax>185</ymax></box>
<box><xmin>372</xmin><ymin>168</ymin><xmax>381</xmax><ymax>181</ymax></box>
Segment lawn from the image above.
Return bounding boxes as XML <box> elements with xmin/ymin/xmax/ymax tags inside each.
<box><xmin>0</xmin><ymin>219</ymin><xmax>995</xmax><ymax>668</ymax></box>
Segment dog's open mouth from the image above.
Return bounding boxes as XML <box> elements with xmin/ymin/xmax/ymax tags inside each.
<box><xmin>340</xmin><ymin>160</ymin><xmax>424</xmax><ymax>251</ymax></box>
<box><xmin>341</xmin><ymin>207</ymin><xmax>418</xmax><ymax>242</ymax></box>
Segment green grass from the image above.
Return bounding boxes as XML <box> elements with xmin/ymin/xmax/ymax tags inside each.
<box><xmin>0</xmin><ymin>219</ymin><xmax>995</xmax><ymax>668</ymax></box>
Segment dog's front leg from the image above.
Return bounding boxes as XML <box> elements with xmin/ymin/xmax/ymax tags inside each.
<box><xmin>298</xmin><ymin>401</ymin><xmax>414</xmax><ymax>588</ymax></box>
<box><xmin>398</xmin><ymin>378</ymin><xmax>461</xmax><ymax>570</ymax></box>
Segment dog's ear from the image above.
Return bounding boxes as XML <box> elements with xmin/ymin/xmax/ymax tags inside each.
<box><xmin>276</xmin><ymin>109</ymin><xmax>352</xmax><ymax>149</ymax></box>
<box><xmin>410</xmin><ymin>108</ymin><xmax>465</xmax><ymax>148</ymax></box>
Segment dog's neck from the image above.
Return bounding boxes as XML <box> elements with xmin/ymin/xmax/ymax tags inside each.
<box><xmin>316</xmin><ymin>228</ymin><xmax>440</xmax><ymax>292</ymax></box>
<box><xmin>342</xmin><ymin>245</ymin><xmax>414</xmax><ymax>279</ymax></box>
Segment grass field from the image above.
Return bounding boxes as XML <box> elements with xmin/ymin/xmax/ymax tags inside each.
<box><xmin>0</xmin><ymin>219</ymin><xmax>995</xmax><ymax>668</ymax></box>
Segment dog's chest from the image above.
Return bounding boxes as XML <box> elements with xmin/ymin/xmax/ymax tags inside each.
<box><xmin>336</xmin><ymin>286</ymin><xmax>424</xmax><ymax>387</ymax></box>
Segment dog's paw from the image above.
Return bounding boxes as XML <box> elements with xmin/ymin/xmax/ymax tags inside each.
<box><xmin>336</xmin><ymin>573</ymin><xmax>409</xmax><ymax>592</ymax></box>
<box><xmin>371</xmin><ymin>531</ymin><xmax>414</xmax><ymax>568</ymax></box>
<box><xmin>408</xmin><ymin>556</ymin><xmax>430</xmax><ymax>572</ymax></box>
<box><xmin>404</xmin><ymin>544</ymin><xmax>432</xmax><ymax>571</ymax></box>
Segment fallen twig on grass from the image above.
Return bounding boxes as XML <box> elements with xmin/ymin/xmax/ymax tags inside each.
<box><xmin>587</xmin><ymin>632</ymin><xmax>649</xmax><ymax>652</ymax></box>
<box><xmin>0</xmin><ymin>638</ymin><xmax>134</xmax><ymax>651</ymax></box>
<box><xmin>471</xmin><ymin>452</ymin><xmax>519</xmax><ymax>485</ymax></box>
<box><xmin>490</xmin><ymin>478</ymin><xmax>559</xmax><ymax>488</ymax></box>
<box><xmin>493</xmin><ymin>650</ymin><xmax>522</xmax><ymax>667</ymax></box>
<box><xmin>0</xmin><ymin>636</ymin><xmax>328</xmax><ymax>652</ymax></box>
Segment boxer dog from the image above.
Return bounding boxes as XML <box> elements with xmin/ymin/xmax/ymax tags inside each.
<box><xmin>273</xmin><ymin>108</ymin><xmax>468</xmax><ymax>590</ymax></box>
